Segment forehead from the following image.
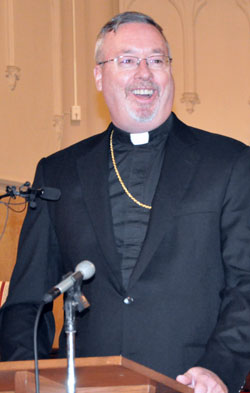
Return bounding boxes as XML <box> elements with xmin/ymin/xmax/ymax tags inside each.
<box><xmin>101</xmin><ymin>23</ymin><xmax>167</xmax><ymax>58</ymax></box>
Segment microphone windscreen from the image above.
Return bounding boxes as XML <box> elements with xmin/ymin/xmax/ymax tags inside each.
<box><xmin>40</xmin><ymin>187</ymin><xmax>61</xmax><ymax>201</ymax></box>
<box><xmin>75</xmin><ymin>260</ymin><xmax>96</xmax><ymax>280</ymax></box>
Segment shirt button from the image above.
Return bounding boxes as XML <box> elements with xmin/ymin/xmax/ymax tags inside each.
<box><xmin>123</xmin><ymin>296</ymin><xmax>134</xmax><ymax>305</ymax></box>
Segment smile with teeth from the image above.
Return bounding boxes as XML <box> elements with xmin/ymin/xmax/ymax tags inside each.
<box><xmin>132</xmin><ymin>89</ymin><xmax>154</xmax><ymax>97</ymax></box>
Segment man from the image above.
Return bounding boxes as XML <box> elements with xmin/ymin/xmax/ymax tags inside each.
<box><xmin>1</xmin><ymin>11</ymin><xmax>250</xmax><ymax>393</ymax></box>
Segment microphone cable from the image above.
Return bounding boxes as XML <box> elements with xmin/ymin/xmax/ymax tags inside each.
<box><xmin>33</xmin><ymin>301</ymin><xmax>46</xmax><ymax>393</ymax></box>
<box><xmin>0</xmin><ymin>197</ymin><xmax>27</xmax><ymax>242</ymax></box>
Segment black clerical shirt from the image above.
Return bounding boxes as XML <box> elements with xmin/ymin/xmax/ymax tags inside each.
<box><xmin>109</xmin><ymin>114</ymin><xmax>173</xmax><ymax>289</ymax></box>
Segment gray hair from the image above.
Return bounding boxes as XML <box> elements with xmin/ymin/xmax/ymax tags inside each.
<box><xmin>95</xmin><ymin>11</ymin><xmax>171</xmax><ymax>63</ymax></box>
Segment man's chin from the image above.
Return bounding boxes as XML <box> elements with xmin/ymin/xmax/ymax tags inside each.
<box><xmin>121</xmin><ymin>115</ymin><xmax>160</xmax><ymax>133</ymax></box>
<box><xmin>127</xmin><ymin>108</ymin><xmax>157</xmax><ymax>123</ymax></box>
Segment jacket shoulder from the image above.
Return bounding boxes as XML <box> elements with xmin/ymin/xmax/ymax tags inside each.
<box><xmin>45</xmin><ymin>128</ymin><xmax>109</xmax><ymax>162</ymax></box>
<box><xmin>172</xmin><ymin>113</ymin><xmax>248</xmax><ymax>157</ymax></box>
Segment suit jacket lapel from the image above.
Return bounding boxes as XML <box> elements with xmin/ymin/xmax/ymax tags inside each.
<box><xmin>128</xmin><ymin>117</ymin><xmax>201</xmax><ymax>289</ymax></box>
<box><xmin>76</xmin><ymin>128</ymin><xmax>124</xmax><ymax>292</ymax></box>
<box><xmin>75</xmin><ymin>117</ymin><xmax>201</xmax><ymax>292</ymax></box>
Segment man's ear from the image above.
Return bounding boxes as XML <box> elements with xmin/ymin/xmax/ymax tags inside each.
<box><xmin>94</xmin><ymin>65</ymin><xmax>103</xmax><ymax>91</ymax></box>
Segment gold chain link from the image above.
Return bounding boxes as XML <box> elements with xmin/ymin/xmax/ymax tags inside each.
<box><xmin>110</xmin><ymin>130</ymin><xmax>152</xmax><ymax>210</ymax></box>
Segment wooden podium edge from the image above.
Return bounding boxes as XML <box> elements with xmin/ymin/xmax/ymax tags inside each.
<box><xmin>120</xmin><ymin>358</ymin><xmax>192</xmax><ymax>393</ymax></box>
<box><xmin>0</xmin><ymin>356</ymin><xmax>193</xmax><ymax>393</ymax></box>
<box><xmin>15</xmin><ymin>371</ymin><xmax>64</xmax><ymax>393</ymax></box>
<box><xmin>0</xmin><ymin>355</ymin><xmax>120</xmax><ymax>372</ymax></box>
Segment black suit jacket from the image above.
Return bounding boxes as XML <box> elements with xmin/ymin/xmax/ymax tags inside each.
<box><xmin>1</xmin><ymin>114</ymin><xmax>250</xmax><ymax>392</ymax></box>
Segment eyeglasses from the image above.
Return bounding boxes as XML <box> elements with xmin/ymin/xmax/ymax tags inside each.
<box><xmin>98</xmin><ymin>54</ymin><xmax>172</xmax><ymax>70</ymax></box>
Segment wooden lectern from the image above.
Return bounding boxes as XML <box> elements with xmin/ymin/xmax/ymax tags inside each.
<box><xmin>0</xmin><ymin>356</ymin><xmax>193</xmax><ymax>393</ymax></box>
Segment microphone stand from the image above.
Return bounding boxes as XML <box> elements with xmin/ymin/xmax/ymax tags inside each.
<box><xmin>64</xmin><ymin>280</ymin><xmax>90</xmax><ymax>393</ymax></box>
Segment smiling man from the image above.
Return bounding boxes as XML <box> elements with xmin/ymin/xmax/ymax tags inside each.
<box><xmin>94</xmin><ymin>21</ymin><xmax>174</xmax><ymax>132</ymax></box>
<box><xmin>1</xmin><ymin>11</ymin><xmax>250</xmax><ymax>393</ymax></box>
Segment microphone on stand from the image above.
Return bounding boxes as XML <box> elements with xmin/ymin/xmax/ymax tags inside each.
<box><xmin>34</xmin><ymin>261</ymin><xmax>95</xmax><ymax>393</ymax></box>
<box><xmin>43</xmin><ymin>260</ymin><xmax>96</xmax><ymax>304</ymax></box>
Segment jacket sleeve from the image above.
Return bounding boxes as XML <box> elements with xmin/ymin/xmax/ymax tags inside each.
<box><xmin>0</xmin><ymin>159</ymin><xmax>63</xmax><ymax>360</ymax></box>
<box><xmin>197</xmin><ymin>146</ymin><xmax>250</xmax><ymax>392</ymax></box>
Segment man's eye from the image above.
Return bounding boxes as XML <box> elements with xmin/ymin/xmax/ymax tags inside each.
<box><xmin>121</xmin><ymin>57</ymin><xmax>134</xmax><ymax>64</ymax></box>
<box><xmin>118</xmin><ymin>57</ymin><xmax>137</xmax><ymax>66</ymax></box>
<box><xmin>151</xmin><ymin>58</ymin><xmax>163</xmax><ymax>64</ymax></box>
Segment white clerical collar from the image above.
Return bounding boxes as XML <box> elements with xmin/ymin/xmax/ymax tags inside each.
<box><xmin>130</xmin><ymin>132</ymin><xmax>149</xmax><ymax>145</ymax></box>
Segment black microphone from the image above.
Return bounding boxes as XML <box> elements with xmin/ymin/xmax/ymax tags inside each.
<box><xmin>43</xmin><ymin>260</ymin><xmax>96</xmax><ymax>304</ymax></box>
<box><xmin>4</xmin><ymin>182</ymin><xmax>61</xmax><ymax>202</ymax></box>
<box><xmin>34</xmin><ymin>187</ymin><xmax>61</xmax><ymax>201</ymax></box>
<box><xmin>17</xmin><ymin>182</ymin><xmax>61</xmax><ymax>202</ymax></box>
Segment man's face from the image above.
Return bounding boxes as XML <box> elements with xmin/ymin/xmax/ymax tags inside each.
<box><xmin>94</xmin><ymin>23</ymin><xmax>174</xmax><ymax>133</ymax></box>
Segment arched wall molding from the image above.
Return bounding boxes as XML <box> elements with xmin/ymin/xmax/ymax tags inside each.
<box><xmin>236</xmin><ymin>0</ymin><xmax>250</xmax><ymax>26</ymax></box>
<box><xmin>5</xmin><ymin>65</ymin><xmax>20</xmax><ymax>91</ymax></box>
<box><xmin>4</xmin><ymin>0</ymin><xmax>21</xmax><ymax>90</ymax></box>
<box><xmin>235</xmin><ymin>0</ymin><xmax>250</xmax><ymax>106</ymax></box>
<box><xmin>50</xmin><ymin>0</ymin><xmax>64</xmax><ymax>150</ymax></box>
<box><xmin>169</xmin><ymin>0</ymin><xmax>207</xmax><ymax>113</ymax></box>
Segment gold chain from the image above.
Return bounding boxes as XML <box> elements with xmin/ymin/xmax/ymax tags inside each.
<box><xmin>110</xmin><ymin>130</ymin><xmax>152</xmax><ymax>210</ymax></box>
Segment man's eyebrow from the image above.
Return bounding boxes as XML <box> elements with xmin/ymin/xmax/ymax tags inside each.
<box><xmin>118</xmin><ymin>49</ymin><xmax>137</xmax><ymax>54</ymax></box>
<box><xmin>151</xmin><ymin>48</ymin><xmax>166</xmax><ymax>54</ymax></box>
<box><xmin>118</xmin><ymin>48</ymin><xmax>166</xmax><ymax>55</ymax></box>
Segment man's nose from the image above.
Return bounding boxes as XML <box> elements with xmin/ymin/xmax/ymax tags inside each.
<box><xmin>134</xmin><ymin>58</ymin><xmax>153</xmax><ymax>78</ymax></box>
